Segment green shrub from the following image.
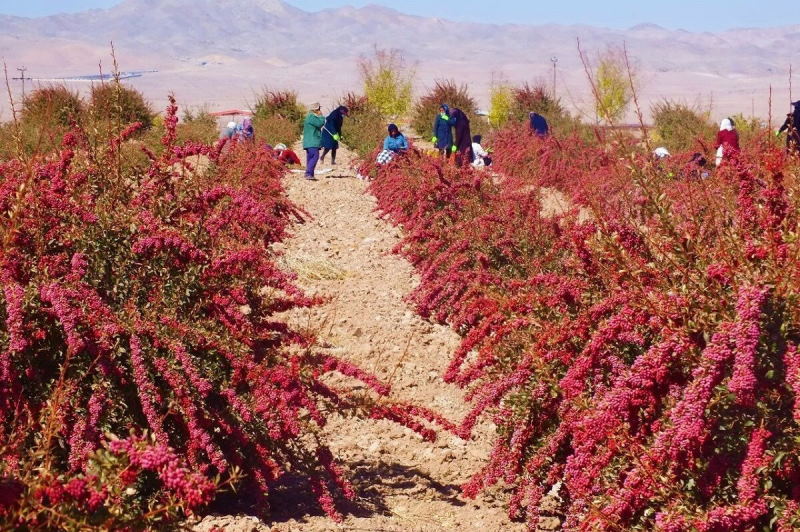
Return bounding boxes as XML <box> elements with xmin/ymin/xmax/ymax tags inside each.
<box><xmin>488</xmin><ymin>85</ymin><xmax>514</xmax><ymax>129</ymax></box>
<box><xmin>252</xmin><ymin>114</ymin><xmax>301</xmax><ymax>146</ymax></box>
<box><xmin>251</xmin><ymin>89</ymin><xmax>304</xmax><ymax>145</ymax></box>
<box><xmin>340</xmin><ymin>94</ymin><xmax>386</xmax><ymax>158</ymax></box>
<box><xmin>410</xmin><ymin>80</ymin><xmax>480</xmax><ymax>138</ymax></box>
<box><xmin>0</xmin><ymin>85</ymin><xmax>87</xmax><ymax>158</ymax></box>
<box><xmin>651</xmin><ymin>100</ymin><xmax>715</xmax><ymax>153</ymax></box>
<box><xmin>177</xmin><ymin>106</ymin><xmax>218</xmax><ymax>145</ymax></box>
<box><xmin>510</xmin><ymin>83</ymin><xmax>576</xmax><ymax>133</ymax></box>
<box><xmin>359</xmin><ymin>48</ymin><xmax>414</xmax><ymax>118</ymax></box>
<box><xmin>22</xmin><ymin>84</ymin><xmax>84</xmax><ymax>128</ymax></box>
<box><xmin>89</xmin><ymin>83</ymin><xmax>154</xmax><ymax>130</ymax></box>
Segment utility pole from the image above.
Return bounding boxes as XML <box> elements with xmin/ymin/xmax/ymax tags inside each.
<box><xmin>13</xmin><ymin>66</ymin><xmax>29</xmax><ymax>101</ymax></box>
<box><xmin>550</xmin><ymin>56</ymin><xmax>558</xmax><ymax>98</ymax></box>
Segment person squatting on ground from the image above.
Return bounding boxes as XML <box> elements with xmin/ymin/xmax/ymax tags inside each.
<box><xmin>530</xmin><ymin>112</ymin><xmax>549</xmax><ymax>136</ymax></box>
<box><xmin>471</xmin><ymin>135</ymin><xmax>492</xmax><ymax>167</ymax></box>
<box><xmin>449</xmin><ymin>108</ymin><xmax>473</xmax><ymax>167</ymax></box>
<box><xmin>715</xmin><ymin>117</ymin><xmax>740</xmax><ymax>167</ymax></box>
<box><xmin>377</xmin><ymin>123</ymin><xmax>409</xmax><ymax>165</ymax></box>
<box><xmin>778</xmin><ymin>100</ymin><xmax>800</xmax><ymax>155</ymax></box>
<box><xmin>321</xmin><ymin>105</ymin><xmax>349</xmax><ymax>165</ymax></box>
<box><xmin>432</xmin><ymin>104</ymin><xmax>456</xmax><ymax>159</ymax></box>
<box><xmin>303</xmin><ymin>103</ymin><xmax>325</xmax><ymax>180</ymax></box>
<box><xmin>274</xmin><ymin>143</ymin><xmax>301</xmax><ymax>166</ymax></box>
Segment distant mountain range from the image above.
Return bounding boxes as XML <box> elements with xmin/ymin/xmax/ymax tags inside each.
<box><xmin>0</xmin><ymin>0</ymin><xmax>797</xmax><ymax>120</ymax></box>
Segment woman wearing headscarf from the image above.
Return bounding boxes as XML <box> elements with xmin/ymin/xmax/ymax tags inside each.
<box><xmin>432</xmin><ymin>104</ymin><xmax>456</xmax><ymax>159</ymax></box>
<box><xmin>376</xmin><ymin>123</ymin><xmax>409</xmax><ymax>165</ymax></box>
<box><xmin>778</xmin><ymin>101</ymin><xmax>800</xmax><ymax>155</ymax></box>
<box><xmin>714</xmin><ymin>117</ymin><xmax>740</xmax><ymax>167</ymax></box>
<box><xmin>320</xmin><ymin>105</ymin><xmax>349</xmax><ymax>165</ymax></box>
<box><xmin>383</xmin><ymin>123</ymin><xmax>409</xmax><ymax>154</ymax></box>
<box><xmin>241</xmin><ymin>118</ymin><xmax>254</xmax><ymax>141</ymax></box>
<box><xmin>529</xmin><ymin>112</ymin><xmax>549</xmax><ymax>136</ymax></box>
<box><xmin>449</xmin><ymin>107</ymin><xmax>473</xmax><ymax>167</ymax></box>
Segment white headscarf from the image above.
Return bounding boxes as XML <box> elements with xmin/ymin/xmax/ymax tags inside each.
<box><xmin>274</xmin><ymin>143</ymin><xmax>287</xmax><ymax>151</ymax></box>
<box><xmin>654</xmin><ymin>147</ymin><xmax>671</xmax><ymax>159</ymax></box>
<box><xmin>719</xmin><ymin>118</ymin><xmax>734</xmax><ymax>131</ymax></box>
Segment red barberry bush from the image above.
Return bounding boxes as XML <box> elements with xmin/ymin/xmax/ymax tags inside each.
<box><xmin>367</xmin><ymin>126</ymin><xmax>800</xmax><ymax>530</ymax></box>
<box><xmin>0</xmin><ymin>95</ymin><xmax>449</xmax><ymax>530</ymax></box>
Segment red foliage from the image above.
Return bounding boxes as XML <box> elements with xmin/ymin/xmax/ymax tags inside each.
<box><xmin>367</xmin><ymin>126</ymin><xmax>800</xmax><ymax>529</ymax></box>
<box><xmin>0</xmin><ymin>96</ymin><xmax>450</xmax><ymax>528</ymax></box>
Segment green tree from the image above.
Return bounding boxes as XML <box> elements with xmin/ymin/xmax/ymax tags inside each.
<box><xmin>594</xmin><ymin>46</ymin><xmax>635</xmax><ymax>124</ymax></box>
<box><xmin>488</xmin><ymin>84</ymin><xmax>514</xmax><ymax>128</ymax></box>
<box><xmin>651</xmin><ymin>100</ymin><xmax>714</xmax><ymax>152</ymax></box>
<box><xmin>359</xmin><ymin>48</ymin><xmax>415</xmax><ymax>118</ymax></box>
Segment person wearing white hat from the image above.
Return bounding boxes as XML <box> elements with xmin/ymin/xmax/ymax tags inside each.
<box><xmin>302</xmin><ymin>103</ymin><xmax>325</xmax><ymax>180</ymax></box>
<box><xmin>274</xmin><ymin>143</ymin><xmax>301</xmax><ymax>166</ymax></box>
<box><xmin>714</xmin><ymin>118</ymin><xmax>739</xmax><ymax>167</ymax></box>
<box><xmin>223</xmin><ymin>120</ymin><xmax>237</xmax><ymax>139</ymax></box>
<box><xmin>653</xmin><ymin>147</ymin><xmax>671</xmax><ymax>159</ymax></box>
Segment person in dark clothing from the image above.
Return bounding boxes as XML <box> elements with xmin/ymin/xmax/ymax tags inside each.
<box><xmin>529</xmin><ymin>112</ymin><xmax>549</xmax><ymax>136</ymax></box>
<box><xmin>432</xmin><ymin>104</ymin><xmax>456</xmax><ymax>159</ymax></box>
<box><xmin>449</xmin><ymin>108</ymin><xmax>473</xmax><ymax>167</ymax></box>
<box><xmin>241</xmin><ymin>118</ymin><xmax>254</xmax><ymax>141</ymax></box>
<box><xmin>778</xmin><ymin>101</ymin><xmax>800</xmax><ymax>155</ymax></box>
<box><xmin>320</xmin><ymin>106</ymin><xmax>349</xmax><ymax>165</ymax></box>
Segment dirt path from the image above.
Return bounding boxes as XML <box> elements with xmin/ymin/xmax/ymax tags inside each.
<box><xmin>198</xmin><ymin>145</ymin><xmax>524</xmax><ymax>531</ymax></box>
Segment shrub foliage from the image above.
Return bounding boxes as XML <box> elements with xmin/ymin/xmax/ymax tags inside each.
<box><xmin>0</xmin><ymin>96</ymin><xmax>450</xmax><ymax>529</ymax></box>
<box><xmin>366</xmin><ymin>124</ymin><xmax>800</xmax><ymax>530</ymax></box>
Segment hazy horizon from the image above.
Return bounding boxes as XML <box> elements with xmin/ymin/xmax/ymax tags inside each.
<box><xmin>0</xmin><ymin>0</ymin><xmax>797</xmax><ymax>32</ymax></box>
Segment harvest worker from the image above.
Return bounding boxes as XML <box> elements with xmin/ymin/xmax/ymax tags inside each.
<box><xmin>302</xmin><ymin>103</ymin><xmax>325</xmax><ymax>180</ymax></box>
<box><xmin>529</xmin><ymin>112</ymin><xmax>549</xmax><ymax>136</ymax></box>
<box><xmin>432</xmin><ymin>104</ymin><xmax>456</xmax><ymax>159</ymax></box>
<box><xmin>274</xmin><ymin>143</ymin><xmax>301</xmax><ymax>166</ymax></box>
<box><xmin>376</xmin><ymin>124</ymin><xmax>409</xmax><ymax>165</ymax></box>
<box><xmin>223</xmin><ymin>120</ymin><xmax>238</xmax><ymax>139</ymax></box>
<box><xmin>449</xmin><ymin>107</ymin><xmax>473</xmax><ymax>167</ymax></box>
<box><xmin>471</xmin><ymin>135</ymin><xmax>492</xmax><ymax>167</ymax></box>
<box><xmin>241</xmin><ymin>118</ymin><xmax>254</xmax><ymax>141</ymax></box>
<box><xmin>320</xmin><ymin>105</ymin><xmax>349</xmax><ymax>165</ymax></box>
<box><xmin>777</xmin><ymin>100</ymin><xmax>800</xmax><ymax>155</ymax></box>
<box><xmin>714</xmin><ymin>117</ymin><xmax>740</xmax><ymax>167</ymax></box>
<box><xmin>383</xmin><ymin>123</ymin><xmax>409</xmax><ymax>154</ymax></box>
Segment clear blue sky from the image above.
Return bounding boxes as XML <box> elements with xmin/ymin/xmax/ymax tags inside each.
<box><xmin>0</xmin><ymin>0</ymin><xmax>795</xmax><ymax>31</ymax></box>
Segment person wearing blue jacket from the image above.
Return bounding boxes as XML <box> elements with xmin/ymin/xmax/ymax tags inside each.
<box><xmin>320</xmin><ymin>105</ymin><xmax>349</xmax><ymax>165</ymax></box>
<box><xmin>383</xmin><ymin>123</ymin><xmax>408</xmax><ymax>153</ymax></box>
<box><xmin>432</xmin><ymin>104</ymin><xmax>456</xmax><ymax>159</ymax></box>
<box><xmin>529</xmin><ymin>112</ymin><xmax>550</xmax><ymax>136</ymax></box>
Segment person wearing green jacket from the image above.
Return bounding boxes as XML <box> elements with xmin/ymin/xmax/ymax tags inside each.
<box><xmin>302</xmin><ymin>103</ymin><xmax>325</xmax><ymax>180</ymax></box>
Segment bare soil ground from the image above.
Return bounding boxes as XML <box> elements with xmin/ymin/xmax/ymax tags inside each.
<box><xmin>195</xmin><ymin>145</ymin><xmax>528</xmax><ymax>531</ymax></box>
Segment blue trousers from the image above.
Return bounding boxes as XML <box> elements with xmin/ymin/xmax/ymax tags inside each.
<box><xmin>304</xmin><ymin>147</ymin><xmax>320</xmax><ymax>177</ymax></box>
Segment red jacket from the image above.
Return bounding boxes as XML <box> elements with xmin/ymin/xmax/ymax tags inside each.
<box><xmin>278</xmin><ymin>149</ymin><xmax>301</xmax><ymax>165</ymax></box>
<box><xmin>715</xmin><ymin>129</ymin><xmax>740</xmax><ymax>152</ymax></box>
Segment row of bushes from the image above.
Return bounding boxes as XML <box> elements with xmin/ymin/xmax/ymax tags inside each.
<box><xmin>0</xmin><ymin>96</ymin><xmax>451</xmax><ymax>530</ymax></box>
<box><xmin>0</xmin><ymin>84</ymin><xmax>220</xmax><ymax>160</ymax></box>
<box><xmin>365</xmin><ymin>126</ymin><xmax>800</xmax><ymax>530</ymax></box>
